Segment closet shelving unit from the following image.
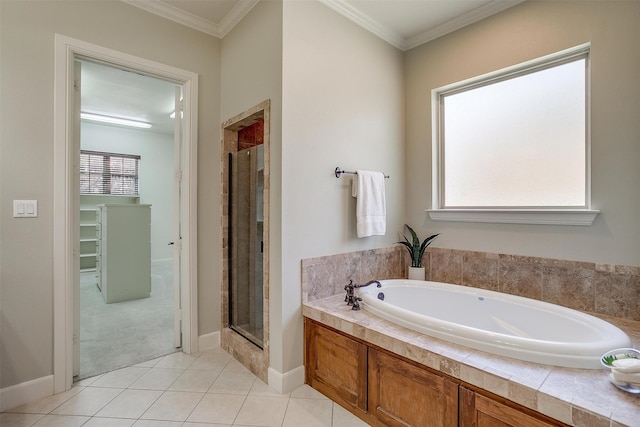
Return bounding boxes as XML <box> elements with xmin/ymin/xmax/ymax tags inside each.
<box><xmin>79</xmin><ymin>195</ymin><xmax>140</xmax><ymax>272</ymax></box>
<box><xmin>80</xmin><ymin>206</ymin><xmax>98</xmax><ymax>272</ymax></box>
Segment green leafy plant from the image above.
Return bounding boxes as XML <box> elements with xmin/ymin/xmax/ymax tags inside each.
<box><xmin>602</xmin><ymin>352</ymin><xmax>639</xmax><ymax>367</ymax></box>
<box><xmin>602</xmin><ymin>354</ymin><xmax>617</xmax><ymax>366</ymax></box>
<box><xmin>397</xmin><ymin>224</ymin><xmax>439</xmax><ymax>268</ymax></box>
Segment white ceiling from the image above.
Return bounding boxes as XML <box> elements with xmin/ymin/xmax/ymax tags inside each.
<box><xmin>81</xmin><ymin>60</ymin><xmax>178</xmax><ymax>135</ymax></box>
<box><xmin>83</xmin><ymin>0</ymin><xmax>523</xmax><ymax>135</ymax></box>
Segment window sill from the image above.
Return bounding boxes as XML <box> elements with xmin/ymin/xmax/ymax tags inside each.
<box><xmin>426</xmin><ymin>209</ymin><xmax>600</xmax><ymax>226</ymax></box>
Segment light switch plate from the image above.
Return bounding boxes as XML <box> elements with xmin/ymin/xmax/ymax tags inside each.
<box><xmin>13</xmin><ymin>200</ymin><xmax>38</xmax><ymax>218</ymax></box>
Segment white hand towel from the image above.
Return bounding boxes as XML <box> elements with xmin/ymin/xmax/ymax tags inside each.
<box><xmin>610</xmin><ymin>369</ymin><xmax>640</xmax><ymax>386</ymax></box>
<box><xmin>612</xmin><ymin>358</ymin><xmax>640</xmax><ymax>373</ymax></box>
<box><xmin>352</xmin><ymin>170</ymin><xmax>386</xmax><ymax>238</ymax></box>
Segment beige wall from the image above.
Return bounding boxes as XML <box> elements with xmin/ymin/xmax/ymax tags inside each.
<box><xmin>220</xmin><ymin>0</ymin><xmax>405</xmax><ymax>378</ymax></box>
<box><xmin>0</xmin><ymin>0</ymin><xmax>221</xmax><ymax>388</ymax></box>
<box><xmin>280</xmin><ymin>0</ymin><xmax>405</xmax><ymax>373</ymax></box>
<box><xmin>405</xmin><ymin>1</ymin><xmax>640</xmax><ymax>266</ymax></box>
<box><xmin>3</xmin><ymin>0</ymin><xmax>639</xmax><ymax>395</ymax></box>
<box><xmin>220</xmin><ymin>0</ymin><xmax>283</xmax><ymax>371</ymax></box>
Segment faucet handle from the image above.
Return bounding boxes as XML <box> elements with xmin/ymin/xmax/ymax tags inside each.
<box><xmin>351</xmin><ymin>297</ymin><xmax>362</xmax><ymax>311</ymax></box>
<box><xmin>344</xmin><ymin>280</ymin><xmax>356</xmax><ymax>305</ymax></box>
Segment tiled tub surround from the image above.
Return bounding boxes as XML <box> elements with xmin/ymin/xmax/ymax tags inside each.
<box><xmin>426</xmin><ymin>248</ymin><xmax>640</xmax><ymax>322</ymax></box>
<box><xmin>301</xmin><ymin>247</ymin><xmax>640</xmax><ymax>426</ymax></box>
<box><xmin>302</xmin><ymin>247</ymin><xmax>404</xmax><ymax>303</ymax></box>
<box><xmin>302</xmin><ymin>246</ymin><xmax>640</xmax><ymax>321</ymax></box>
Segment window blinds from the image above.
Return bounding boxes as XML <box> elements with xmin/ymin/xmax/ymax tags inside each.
<box><xmin>80</xmin><ymin>150</ymin><xmax>140</xmax><ymax>195</ymax></box>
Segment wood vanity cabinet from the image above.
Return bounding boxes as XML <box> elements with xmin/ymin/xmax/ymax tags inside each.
<box><xmin>305</xmin><ymin>319</ymin><xmax>568</xmax><ymax>427</ymax></box>
<box><xmin>369</xmin><ymin>348</ymin><xmax>458</xmax><ymax>426</ymax></box>
<box><xmin>304</xmin><ymin>318</ymin><xmax>368</xmax><ymax>414</ymax></box>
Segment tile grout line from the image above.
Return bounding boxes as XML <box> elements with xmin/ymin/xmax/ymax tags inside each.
<box><xmin>279</xmin><ymin>393</ymin><xmax>292</xmax><ymax>427</ymax></box>
<box><xmin>3</xmin><ymin>349</ymin><xmax>369</xmax><ymax>427</ymax></box>
<box><xmin>140</xmin><ymin>352</ymin><xmax>205</xmax><ymax>425</ymax></box>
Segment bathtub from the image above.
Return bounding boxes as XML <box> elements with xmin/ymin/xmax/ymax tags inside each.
<box><xmin>358</xmin><ymin>279</ymin><xmax>632</xmax><ymax>369</ymax></box>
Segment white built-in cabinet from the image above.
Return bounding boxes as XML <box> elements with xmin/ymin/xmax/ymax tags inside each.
<box><xmin>79</xmin><ymin>195</ymin><xmax>139</xmax><ymax>271</ymax></box>
<box><xmin>96</xmin><ymin>204</ymin><xmax>151</xmax><ymax>303</ymax></box>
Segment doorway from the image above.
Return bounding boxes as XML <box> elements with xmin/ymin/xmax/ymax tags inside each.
<box><xmin>75</xmin><ymin>59</ymin><xmax>180</xmax><ymax>380</ymax></box>
<box><xmin>53</xmin><ymin>34</ymin><xmax>199</xmax><ymax>393</ymax></box>
<box><xmin>221</xmin><ymin>100</ymin><xmax>270</xmax><ymax>382</ymax></box>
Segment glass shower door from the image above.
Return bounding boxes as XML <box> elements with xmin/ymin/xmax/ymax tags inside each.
<box><xmin>229</xmin><ymin>145</ymin><xmax>264</xmax><ymax>348</ymax></box>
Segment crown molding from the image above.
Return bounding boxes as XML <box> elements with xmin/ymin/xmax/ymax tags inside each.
<box><xmin>218</xmin><ymin>0</ymin><xmax>260</xmax><ymax>37</ymax></box>
<box><xmin>319</xmin><ymin>0</ymin><xmax>524</xmax><ymax>52</ymax></box>
<box><xmin>405</xmin><ymin>0</ymin><xmax>525</xmax><ymax>51</ymax></box>
<box><xmin>122</xmin><ymin>0</ymin><xmax>258</xmax><ymax>38</ymax></box>
<box><xmin>124</xmin><ymin>0</ymin><xmax>523</xmax><ymax>48</ymax></box>
<box><xmin>123</xmin><ymin>0</ymin><xmax>220</xmax><ymax>36</ymax></box>
<box><xmin>318</xmin><ymin>0</ymin><xmax>406</xmax><ymax>50</ymax></box>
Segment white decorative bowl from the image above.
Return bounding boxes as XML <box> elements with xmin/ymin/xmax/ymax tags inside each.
<box><xmin>600</xmin><ymin>348</ymin><xmax>640</xmax><ymax>394</ymax></box>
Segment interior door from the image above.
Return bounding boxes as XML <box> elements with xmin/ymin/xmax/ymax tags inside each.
<box><xmin>172</xmin><ymin>86</ymin><xmax>183</xmax><ymax>348</ymax></box>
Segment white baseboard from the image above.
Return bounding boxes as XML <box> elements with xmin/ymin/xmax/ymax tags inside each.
<box><xmin>0</xmin><ymin>375</ymin><xmax>54</xmax><ymax>412</ymax></box>
<box><xmin>268</xmin><ymin>365</ymin><xmax>304</xmax><ymax>394</ymax></box>
<box><xmin>198</xmin><ymin>331</ymin><xmax>220</xmax><ymax>351</ymax></box>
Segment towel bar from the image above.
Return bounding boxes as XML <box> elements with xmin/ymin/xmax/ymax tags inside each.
<box><xmin>335</xmin><ymin>167</ymin><xmax>389</xmax><ymax>179</ymax></box>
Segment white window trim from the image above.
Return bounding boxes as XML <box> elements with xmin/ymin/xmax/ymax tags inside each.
<box><xmin>427</xmin><ymin>209</ymin><xmax>599</xmax><ymax>226</ymax></box>
<box><xmin>429</xmin><ymin>43</ymin><xmax>599</xmax><ymax>226</ymax></box>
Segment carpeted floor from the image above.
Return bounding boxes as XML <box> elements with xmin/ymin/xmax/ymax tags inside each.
<box><xmin>79</xmin><ymin>262</ymin><xmax>177</xmax><ymax>380</ymax></box>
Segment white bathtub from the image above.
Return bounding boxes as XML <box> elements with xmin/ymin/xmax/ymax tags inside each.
<box><xmin>358</xmin><ymin>279</ymin><xmax>632</xmax><ymax>369</ymax></box>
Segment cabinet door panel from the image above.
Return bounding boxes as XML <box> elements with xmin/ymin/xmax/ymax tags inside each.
<box><xmin>305</xmin><ymin>320</ymin><xmax>367</xmax><ymax>411</ymax></box>
<box><xmin>369</xmin><ymin>348</ymin><xmax>458</xmax><ymax>427</ymax></box>
<box><xmin>460</xmin><ymin>387</ymin><xmax>561</xmax><ymax>427</ymax></box>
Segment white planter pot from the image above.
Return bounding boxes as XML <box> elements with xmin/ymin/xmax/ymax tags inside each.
<box><xmin>408</xmin><ymin>266</ymin><xmax>425</xmax><ymax>280</ymax></box>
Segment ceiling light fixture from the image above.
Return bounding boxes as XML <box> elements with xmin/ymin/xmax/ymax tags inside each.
<box><xmin>81</xmin><ymin>112</ymin><xmax>152</xmax><ymax>129</ymax></box>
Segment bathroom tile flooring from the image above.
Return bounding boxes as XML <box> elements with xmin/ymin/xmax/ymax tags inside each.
<box><xmin>1</xmin><ymin>348</ymin><xmax>370</xmax><ymax>427</ymax></box>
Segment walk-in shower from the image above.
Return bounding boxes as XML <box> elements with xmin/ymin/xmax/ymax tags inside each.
<box><xmin>221</xmin><ymin>100</ymin><xmax>270</xmax><ymax>380</ymax></box>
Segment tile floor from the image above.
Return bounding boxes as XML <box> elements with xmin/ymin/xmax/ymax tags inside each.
<box><xmin>1</xmin><ymin>347</ymin><xmax>370</xmax><ymax>427</ymax></box>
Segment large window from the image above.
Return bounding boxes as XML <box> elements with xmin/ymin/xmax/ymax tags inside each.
<box><xmin>80</xmin><ymin>150</ymin><xmax>140</xmax><ymax>195</ymax></box>
<box><xmin>430</xmin><ymin>44</ymin><xmax>598</xmax><ymax>225</ymax></box>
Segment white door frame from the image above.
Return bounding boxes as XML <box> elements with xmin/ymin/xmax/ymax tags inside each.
<box><xmin>53</xmin><ymin>34</ymin><xmax>199</xmax><ymax>393</ymax></box>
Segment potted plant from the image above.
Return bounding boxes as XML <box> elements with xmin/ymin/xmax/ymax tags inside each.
<box><xmin>397</xmin><ymin>224</ymin><xmax>439</xmax><ymax>280</ymax></box>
